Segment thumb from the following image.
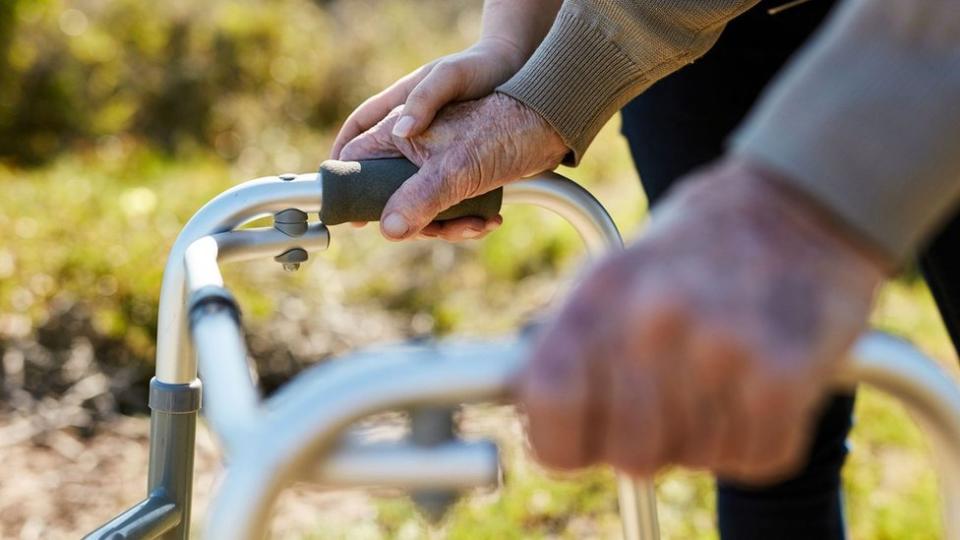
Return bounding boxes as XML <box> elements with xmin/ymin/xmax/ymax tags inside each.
<box><xmin>392</xmin><ymin>61</ymin><xmax>467</xmax><ymax>139</ymax></box>
<box><xmin>379</xmin><ymin>160</ymin><xmax>464</xmax><ymax>240</ymax></box>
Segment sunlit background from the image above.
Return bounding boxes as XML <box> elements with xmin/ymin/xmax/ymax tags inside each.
<box><xmin>0</xmin><ymin>1</ymin><xmax>955</xmax><ymax>538</ymax></box>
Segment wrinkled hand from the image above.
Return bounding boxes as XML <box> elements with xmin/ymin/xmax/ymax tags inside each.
<box><xmin>331</xmin><ymin>40</ymin><xmax>527</xmax><ymax>159</ymax></box>
<box><xmin>339</xmin><ymin>93</ymin><xmax>568</xmax><ymax>241</ymax></box>
<box><xmin>520</xmin><ymin>158</ymin><xmax>889</xmax><ymax>484</ymax></box>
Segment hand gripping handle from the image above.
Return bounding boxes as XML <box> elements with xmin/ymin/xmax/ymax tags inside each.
<box><xmin>318</xmin><ymin>158</ymin><xmax>503</xmax><ymax>225</ymax></box>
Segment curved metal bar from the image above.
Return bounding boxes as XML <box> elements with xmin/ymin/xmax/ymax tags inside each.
<box><xmin>181</xmin><ymin>225</ymin><xmax>329</xmax><ymax>452</ymax></box>
<box><xmin>161</xmin><ymin>171</ymin><xmax>612</xmax><ymax>383</ymax></box>
<box><xmin>83</xmin><ymin>493</ymin><xmax>180</xmax><ymax>540</ymax></box>
<box><xmin>206</xmin><ymin>339</ymin><xmax>523</xmax><ymax>539</ymax></box>
<box><xmin>503</xmin><ymin>172</ymin><xmax>623</xmax><ymax>254</ymax></box>
<box><xmin>506</xmin><ymin>173</ymin><xmax>657</xmax><ymax>540</ymax></box>
<box><xmin>156</xmin><ymin>173</ymin><xmax>321</xmax><ymax>384</ymax></box>
<box><xmin>188</xmin><ymin>171</ymin><xmax>653</xmax><ymax>539</ymax></box>
<box><xmin>834</xmin><ymin>333</ymin><xmax>960</xmax><ymax>538</ymax></box>
<box><xmin>314</xmin><ymin>439</ymin><xmax>500</xmax><ymax>489</ymax></box>
<box><xmin>206</xmin><ymin>332</ymin><xmax>960</xmax><ymax>539</ymax></box>
<box><xmin>130</xmin><ymin>167</ymin><xmax>960</xmax><ymax>539</ymax></box>
<box><xmin>215</xmin><ymin>223</ymin><xmax>330</xmax><ymax>264</ymax></box>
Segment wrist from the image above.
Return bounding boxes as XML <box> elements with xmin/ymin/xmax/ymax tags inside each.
<box><xmin>734</xmin><ymin>158</ymin><xmax>895</xmax><ymax>276</ymax></box>
<box><xmin>474</xmin><ymin>35</ymin><xmax>530</xmax><ymax>71</ymax></box>
<box><xmin>661</xmin><ymin>157</ymin><xmax>894</xmax><ymax>279</ymax></box>
<box><xmin>492</xmin><ymin>92</ymin><xmax>569</xmax><ymax>165</ymax></box>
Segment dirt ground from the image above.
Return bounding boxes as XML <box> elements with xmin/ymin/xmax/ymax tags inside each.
<box><xmin>0</xmin><ymin>389</ymin><xmax>529</xmax><ymax>540</ymax></box>
<box><xmin>0</xmin><ymin>413</ymin><xmax>396</xmax><ymax>539</ymax></box>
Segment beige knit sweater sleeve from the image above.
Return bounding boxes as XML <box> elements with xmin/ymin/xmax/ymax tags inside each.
<box><xmin>498</xmin><ymin>0</ymin><xmax>760</xmax><ymax>163</ymax></box>
<box><xmin>499</xmin><ymin>0</ymin><xmax>960</xmax><ymax>262</ymax></box>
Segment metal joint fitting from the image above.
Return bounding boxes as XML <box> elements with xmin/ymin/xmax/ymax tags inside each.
<box><xmin>187</xmin><ymin>285</ymin><xmax>241</xmax><ymax>328</ymax></box>
<box><xmin>274</xmin><ymin>208</ymin><xmax>309</xmax><ymax>237</ymax></box>
<box><xmin>274</xmin><ymin>247</ymin><xmax>308</xmax><ymax>272</ymax></box>
<box><xmin>149</xmin><ymin>377</ymin><xmax>202</xmax><ymax>414</ymax></box>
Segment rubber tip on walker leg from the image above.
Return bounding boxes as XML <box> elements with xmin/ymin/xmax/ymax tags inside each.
<box><xmin>412</xmin><ymin>490</ymin><xmax>459</xmax><ymax>524</ymax></box>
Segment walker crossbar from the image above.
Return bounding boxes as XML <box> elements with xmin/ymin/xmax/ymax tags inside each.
<box><xmin>86</xmin><ymin>160</ymin><xmax>960</xmax><ymax>539</ymax></box>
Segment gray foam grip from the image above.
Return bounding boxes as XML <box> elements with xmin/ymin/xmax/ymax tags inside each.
<box><xmin>319</xmin><ymin>159</ymin><xmax>503</xmax><ymax>225</ymax></box>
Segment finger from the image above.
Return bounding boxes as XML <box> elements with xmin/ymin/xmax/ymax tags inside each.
<box><xmin>420</xmin><ymin>214</ymin><xmax>503</xmax><ymax>242</ymax></box>
<box><xmin>521</xmin><ymin>333</ymin><xmax>594</xmax><ymax>470</ymax></box>
<box><xmin>393</xmin><ymin>60</ymin><xmax>469</xmax><ymax>139</ymax></box>
<box><xmin>676</xmin><ymin>330</ymin><xmax>745</xmax><ymax>469</ymax></box>
<box><xmin>331</xmin><ymin>63</ymin><xmax>436</xmax><ymax>159</ymax></box>
<box><xmin>434</xmin><ymin>217</ymin><xmax>494</xmax><ymax>242</ymax></box>
<box><xmin>520</xmin><ymin>298</ymin><xmax>607</xmax><ymax>470</ymax></box>
<box><xmin>602</xmin><ymin>293</ymin><xmax>688</xmax><ymax>476</ymax></box>
<box><xmin>712</xmin><ymin>374</ymin><xmax>811</xmax><ymax>482</ymax></box>
<box><xmin>602</xmin><ymin>361</ymin><xmax>663</xmax><ymax>477</ymax></box>
<box><xmin>419</xmin><ymin>223</ymin><xmax>443</xmax><ymax>238</ymax></box>
<box><xmin>379</xmin><ymin>159</ymin><xmax>470</xmax><ymax>240</ymax></box>
<box><xmin>710</xmin><ymin>391</ymin><xmax>755</xmax><ymax>480</ymax></box>
<box><xmin>734</xmin><ymin>375</ymin><xmax>817</xmax><ymax>483</ymax></box>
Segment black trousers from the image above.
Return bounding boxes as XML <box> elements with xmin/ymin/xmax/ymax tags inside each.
<box><xmin>620</xmin><ymin>1</ymin><xmax>960</xmax><ymax>538</ymax></box>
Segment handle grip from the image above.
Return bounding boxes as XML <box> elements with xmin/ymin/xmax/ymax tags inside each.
<box><xmin>318</xmin><ymin>159</ymin><xmax>503</xmax><ymax>226</ymax></box>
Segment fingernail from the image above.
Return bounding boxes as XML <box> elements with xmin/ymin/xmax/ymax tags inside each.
<box><xmin>462</xmin><ymin>228</ymin><xmax>482</xmax><ymax>238</ymax></box>
<box><xmin>392</xmin><ymin>116</ymin><xmax>416</xmax><ymax>138</ymax></box>
<box><xmin>382</xmin><ymin>213</ymin><xmax>409</xmax><ymax>238</ymax></box>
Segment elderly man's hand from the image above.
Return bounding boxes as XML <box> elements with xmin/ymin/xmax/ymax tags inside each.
<box><xmin>520</xmin><ymin>158</ymin><xmax>889</xmax><ymax>483</ymax></box>
<box><xmin>339</xmin><ymin>93</ymin><xmax>568</xmax><ymax>241</ymax></box>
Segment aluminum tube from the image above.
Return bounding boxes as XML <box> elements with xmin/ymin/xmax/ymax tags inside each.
<box><xmin>191</xmin><ymin>308</ymin><xmax>260</xmax><ymax>451</ymax></box>
<box><xmin>214</xmin><ymin>223</ymin><xmax>330</xmax><ymax>264</ymax></box>
<box><xmin>184</xmin><ymin>236</ymin><xmax>224</xmax><ymax>291</ymax></box>
<box><xmin>618</xmin><ymin>476</ymin><xmax>661</xmax><ymax>540</ymax></box>
<box><xmin>162</xmin><ymin>172</ymin><xmax>606</xmax><ymax>383</ymax></box>
<box><xmin>156</xmin><ymin>173</ymin><xmax>320</xmax><ymax>384</ymax></box>
<box><xmin>83</xmin><ymin>495</ymin><xmax>180</xmax><ymax>540</ymax></box>
<box><xmin>313</xmin><ymin>440</ymin><xmax>500</xmax><ymax>490</ymax></box>
<box><xmin>835</xmin><ymin>333</ymin><xmax>960</xmax><ymax>539</ymax></box>
<box><xmin>184</xmin><ymin>236</ymin><xmax>261</xmax><ymax>451</ymax></box>
<box><xmin>206</xmin><ymin>339</ymin><xmax>523</xmax><ymax>540</ymax></box>
<box><xmin>210</xmin><ymin>331</ymin><xmax>960</xmax><ymax>540</ymax></box>
<box><xmin>504</xmin><ymin>173</ymin><xmax>657</xmax><ymax>540</ymax></box>
<box><xmin>503</xmin><ymin>172</ymin><xmax>623</xmax><ymax>256</ymax></box>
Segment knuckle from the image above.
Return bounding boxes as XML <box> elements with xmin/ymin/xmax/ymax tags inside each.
<box><xmin>433</xmin><ymin>59</ymin><xmax>463</xmax><ymax>78</ymax></box>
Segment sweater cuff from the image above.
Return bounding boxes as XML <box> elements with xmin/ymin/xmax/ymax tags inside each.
<box><xmin>497</xmin><ymin>7</ymin><xmax>647</xmax><ymax>165</ymax></box>
<box><xmin>731</xmin><ymin>0</ymin><xmax>960</xmax><ymax>264</ymax></box>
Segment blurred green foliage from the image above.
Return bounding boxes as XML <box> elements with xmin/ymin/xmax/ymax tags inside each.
<box><xmin>0</xmin><ymin>0</ymin><xmax>480</xmax><ymax>167</ymax></box>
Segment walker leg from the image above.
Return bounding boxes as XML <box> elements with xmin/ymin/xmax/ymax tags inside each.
<box><xmin>84</xmin><ymin>378</ymin><xmax>201</xmax><ymax>539</ymax></box>
<box><xmin>146</xmin><ymin>378</ymin><xmax>202</xmax><ymax>540</ymax></box>
<box><xmin>617</xmin><ymin>475</ymin><xmax>660</xmax><ymax>540</ymax></box>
